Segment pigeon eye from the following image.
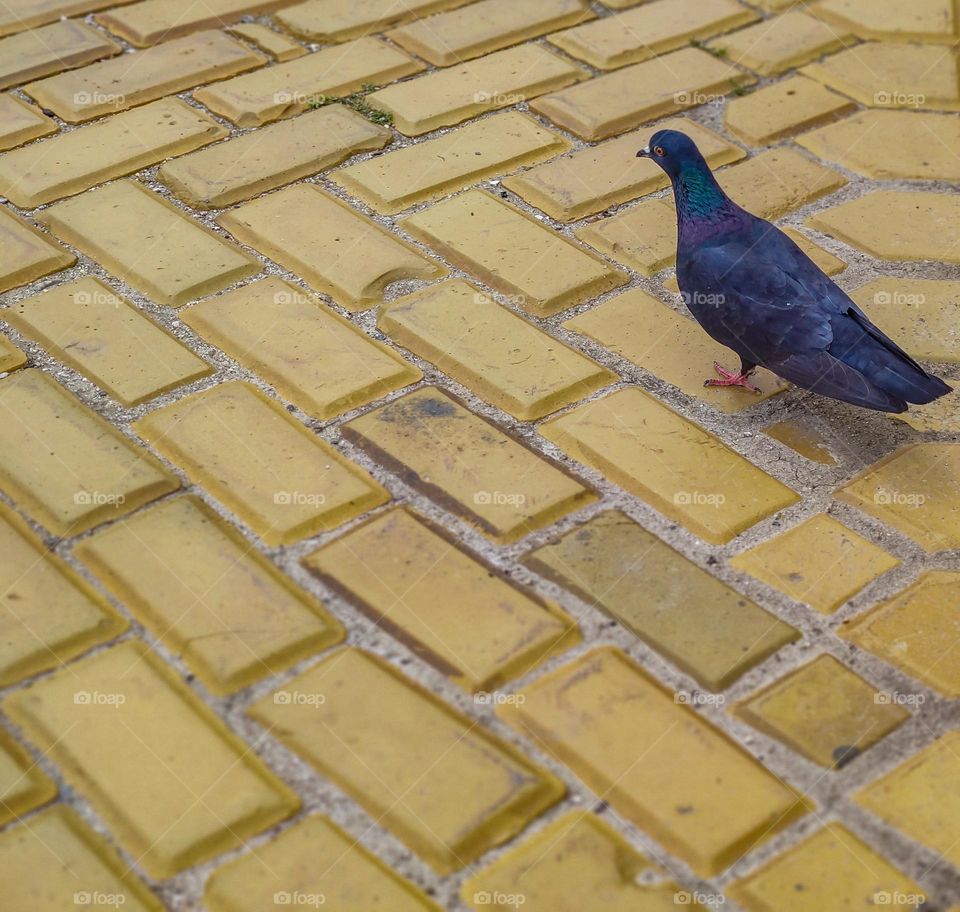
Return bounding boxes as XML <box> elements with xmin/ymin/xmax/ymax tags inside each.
<box><xmin>654</xmin><ymin>146</ymin><xmax>665</xmax><ymax>156</ymax></box>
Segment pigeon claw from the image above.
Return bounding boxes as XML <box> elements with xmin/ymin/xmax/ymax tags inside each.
<box><xmin>703</xmin><ymin>361</ymin><xmax>762</xmax><ymax>394</ymax></box>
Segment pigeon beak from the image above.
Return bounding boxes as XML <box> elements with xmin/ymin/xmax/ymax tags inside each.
<box><xmin>636</xmin><ymin>146</ymin><xmax>650</xmax><ymax>158</ymax></box>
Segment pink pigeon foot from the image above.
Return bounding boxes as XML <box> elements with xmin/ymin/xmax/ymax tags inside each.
<box><xmin>703</xmin><ymin>361</ymin><xmax>761</xmax><ymax>393</ymax></box>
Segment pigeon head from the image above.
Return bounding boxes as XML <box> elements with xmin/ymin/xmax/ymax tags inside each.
<box><xmin>636</xmin><ymin>129</ymin><xmax>708</xmax><ymax>180</ymax></box>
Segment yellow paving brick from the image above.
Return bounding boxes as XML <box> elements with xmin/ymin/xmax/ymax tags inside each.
<box><xmin>855</xmin><ymin>732</ymin><xmax>960</xmax><ymax>870</ymax></box>
<box><xmin>402</xmin><ymin>190</ymin><xmax>626</xmax><ymax>317</ymax></box>
<box><xmin>0</xmin><ymin>97</ymin><xmax>225</xmax><ymax>208</ymax></box>
<box><xmin>798</xmin><ymin>110</ymin><xmax>960</xmax><ymax>181</ymax></box>
<box><xmin>576</xmin><ymin>197</ymin><xmax>677</xmax><ymax>276</ymax></box>
<box><xmin>0</xmin><ymin>728</ymin><xmax>57</xmax><ymax>826</ymax></box>
<box><xmin>0</xmin><ymin>95</ymin><xmax>56</xmax><ymax>152</ymax></box>
<box><xmin>5</xmin><ymin>278</ymin><xmax>212</xmax><ymax>407</ymax></box>
<box><xmin>24</xmin><ymin>30</ymin><xmax>265</xmax><ymax>124</ymax></box>
<box><xmin>504</xmin><ymin>118</ymin><xmax>743</xmax><ymax>222</ymax></box>
<box><xmin>801</xmin><ymin>42</ymin><xmax>960</xmax><ymax>111</ymax></box>
<box><xmin>390</xmin><ymin>0</ymin><xmax>594</xmax><ymax>66</ymax></box>
<box><xmin>368</xmin><ymin>43</ymin><xmax>587</xmax><ymax>136</ymax></box>
<box><xmin>730</xmin><ymin>514</ymin><xmax>900</xmax><ymax>614</ymax></box>
<box><xmin>766</xmin><ymin>420</ymin><xmax>837</xmax><ymax>464</ymax></box>
<box><xmin>0</xmin><ymin>19</ymin><xmax>119</xmax><ymax>91</ymax></box>
<box><xmin>134</xmin><ymin>381</ymin><xmax>388</xmax><ymax>546</ymax></box>
<box><xmin>812</xmin><ymin>0</ymin><xmax>958</xmax><ymax>44</ymax></box>
<box><xmin>193</xmin><ymin>36</ymin><xmax>422</xmax><ymax>127</ymax></box>
<box><xmin>6</xmin><ymin>640</ymin><xmax>300</xmax><ymax>878</ymax></box>
<box><xmin>0</xmin><ymin>369</ymin><xmax>178</xmax><ymax>536</ymax></box>
<box><xmin>379</xmin><ymin>279</ymin><xmax>614</xmax><ymax>419</ymax></box>
<box><xmin>540</xmin><ymin>388</ymin><xmax>800</xmax><ymax>545</ymax></box>
<box><xmin>0</xmin><ymin>805</ymin><xmax>164</xmax><ymax>912</ymax></box>
<box><xmin>0</xmin><ymin>335</ymin><xmax>25</xmax><ymax>373</ymax></box>
<box><xmin>39</xmin><ymin>181</ymin><xmax>260</xmax><ymax>308</ymax></box>
<box><xmin>76</xmin><ymin>496</ymin><xmax>343</xmax><ymax>696</ymax></box>
<box><xmin>501</xmin><ymin>648</ymin><xmax>810</xmax><ymax>876</ymax></box>
<box><xmin>836</xmin><ymin>443</ymin><xmax>960</xmax><ymax>551</ymax></box>
<box><xmin>0</xmin><ymin>207</ymin><xmax>74</xmax><ymax>294</ymax></box>
<box><xmin>227</xmin><ymin>22</ymin><xmax>305</xmax><ymax>60</ymax></box>
<box><xmin>840</xmin><ymin>570</ymin><xmax>960</xmax><ymax>698</ymax></box>
<box><xmin>0</xmin><ymin>0</ymin><xmax>137</xmax><ymax>37</ymax></box>
<box><xmin>849</xmin><ymin>278</ymin><xmax>960</xmax><ymax>363</ymax></box>
<box><xmin>725</xmin><ymin>75</ymin><xmax>856</xmax><ymax>146</ymax></box>
<box><xmin>565</xmin><ymin>289</ymin><xmax>788</xmax><ymax>413</ymax></box>
<box><xmin>729</xmin><ymin>823</ymin><xmax>926</xmax><ymax>911</ymax></box>
<box><xmin>531</xmin><ymin>46</ymin><xmax>753</xmax><ymax>141</ymax></box>
<box><xmin>525</xmin><ymin>510</ymin><xmax>799</xmax><ymax>690</ymax></box>
<box><xmin>331</xmin><ymin>110</ymin><xmax>568</xmax><ymax>214</ymax></box>
<box><xmin>461</xmin><ymin>811</ymin><xmax>691</xmax><ymax>911</ymax></box>
<box><xmin>807</xmin><ymin>191</ymin><xmax>960</xmax><ymax>264</ymax></box>
<box><xmin>219</xmin><ymin>184</ymin><xmax>441</xmax><ymax>310</ymax></box>
<box><xmin>304</xmin><ymin>508</ymin><xmax>578</xmax><ymax>690</ymax></box>
<box><xmin>712</xmin><ymin>11</ymin><xmax>851</xmax><ymax>76</ymax></box>
<box><xmin>205</xmin><ymin>814</ymin><xmax>442</xmax><ymax>912</ymax></box>
<box><xmin>277</xmin><ymin>0</ymin><xmax>474</xmax><ymax>42</ymax></box>
<box><xmin>889</xmin><ymin>385</ymin><xmax>960</xmax><ymax>433</ymax></box>
<box><xmin>97</xmin><ymin>0</ymin><xmax>296</xmax><ymax>46</ymax></box>
<box><xmin>550</xmin><ymin>0</ymin><xmax>756</xmax><ymax>70</ymax></box>
<box><xmin>343</xmin><ymin>387</ymin><xmax>595</xmax><ymax>543</ymax></box>
<box><xmin>734</xmin><ymin>655</ymin><xmax>909</xmax><ymax>768</ymax></box>
<box><xmin>250</xmin><ymin>646</ymin><xmax>564</xmax><ymax>872</ymax></box>
<box><xmin>0</xmin><ymin>501</ymin><xmax>125</xmax><ymax>687</ymax></box>
<box><xmin>782</xmin><ymin>227</ymin><xmax>847</xmax><ymax>275</ymax></box>
<box><xmin>160</xmin><ymin>105</ymin><xmax>388</xmax><ymax>209</ymax></box>
<box><xmin>182</xmin><ymin>277</ymin><xmax>420</xmax><ymax>419</ymax></box>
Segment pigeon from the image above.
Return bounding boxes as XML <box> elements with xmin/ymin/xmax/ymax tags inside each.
<box><xmin>637</xmin><ymin>130</ymin><xmax>951</xmax><ymax>413</ymax></box>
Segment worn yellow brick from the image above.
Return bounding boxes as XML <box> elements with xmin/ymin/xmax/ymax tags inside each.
<box><xmin>525</xmin><ymin>511</ymin><xmax>799</xmax><ymax>690</ymax></box>
<box><xmin>808</xmin><ymin>190</ymin><xmax>960</xmax><ymax>263</ymax></box>
<box><xmin>731</xmin><ymin>514</ymin><xmax>900</xmax><ymax>614</ymax></box>
<box><xmin>0</xmin><ymin>335</ymin><xmax>25</xmax><ymax>373</ymax></box>
<box><xmin>856</xmin><ymin>732</ymin><xmax>960</xmax><ymax>870</ymax></box>
<box><xmin>504</xmin><ymin>118</ymin><xmax>743</xmax><ymax>222</ymax></box>
<box><xmin>565</xmin><ymin>289</ymin><xmax>787</xmax><ymax>413</ymax></box>
<box><xmin>0</xmin><ymin>19</ymin><xmax>119</xmax><ymax>91</ymax></box>
<box><xmin>380</xmin><ymin>280</ymin><xmax>614</xmax><ymax>419</ymax></box>
<box><xmin>729</xmin><ymin>824</ymin><xmax>925</xmax><ymax>911</ymax></box>
<box><xmin>712</xmin><ymin>12</ymin><xmax>851</xmax><ymax>76</ymax></box>
<box><xmin>219</xmin><ymin>185</ymin><xmax>441</xmax><ymax>310</ymax></box>
<box><xmin>501</xmin><ymin>648</ymin><xmax>810</xmax><ymax>876</ymax></box>
<box><xmin>182</xmin><ymin>278</ymin><xmax>420</xmax><ymax>419</ymax></box>
<box><xmin>462</xmin><ymin>811</ymin><xmax>691</xmax><ymax>911</ymax></box>
<box><xmin>765</xmin><ymin>420</ymin><xmax>836</xmax><ymax>464</ymax></box>
<box><xmin>0</xmin><ymin>501</ymin><xmax>125</xmax><ymax>687</ymax></box>
<box><xmin>5</xmin><ymin>278</ymin><xmax>212</xmax><ymax>406</ymax></box>
<box><xmin>390</xmin><ymin>0</ymin><xmax>594</xmax><ymax>66</ymax></box>
<box><xmin>76</xmin><ymin>496</ymin><xmax>343</xmax><ymax>695</ymax></box>
<box><xmin>6</xmin><ymin>640</ymin><xmax>300</xmax><ymax>878</ymax></box>
<box><xmin>39</xmin><ymin>181</ymin><xmax>260</xmax><ymax>307</ymax></box>
<box><xmin>402</xmin><ymin>190</ymin><xmax>626</xmax><ymax>317</ymax></box>
<box><xmin>305</xmin><ymin>508</ymin><xmax>578</xmax><ymax>690</ymax></box>
<box><xmin>206</xmin><ymin>814</ymin><xmax>442</xmax><ymax>912</ymax></box>
<box><xmin>0</xmin><ymin>95</ymin><xmax>56</xmax><ymax>152</ymax></box>
<box><xmin>782</xmin><ymin>228</ymin><xmax>847</xmax><ymax>274</ymax></box>
<box><xmin>332</xmin><ymin>110</ymin><xmax>568</xmax><ymax>214</ymax></box>
<box><xmin>343</xmin><ymin>387</ymin><xmax>595</xmax><ymax>543</ymax></box>
<box><xmin>277</xmin><ymin>0</ymin><xmax>474</xmax><ymax>42</ymax></box>
<box><xmin>0</xmin><ymin>806</ymin><xmax>164</xmax><ymax>912</ymax></box>
<box><xmin>0</xmin><ymin>728</ymin><xmax>57</xmax><ymax>826</ymax></box>
<box><xmin>160</xmin><ymin>105</ymin><xmax>387</xmax><ymax>209</ymax></box>
<box><xmin>0</xmin><ymin>98</ymin><xmax>225</xmax><ymax>208</ymax></box>
<box><xmin>802</xmin><ymin>43</ymin><xmax>960</xmax><ymax>111</ymax></box>
<box><xmin>837</xmin><ymin>443</ymin><xmax>960</xmax><ymax>551</ymax></box>
<box><xmin>540</xmin><ymin>388</ymin><xmax>800</xmax><ymax>544</ymax></box>
<box><xmin>889</xmin><ymin>384</ymin><xmax>960</xmax><ymax>433</ymax></box>
<box><xmin>841</xmin><ymin>571</ymin><xmax>960</xmax><ymax>698</ymax></box>
<box><xmin>193</xmin><ymin>36</ymin><xmax>422</xmax><ymax>127</ymax></box>
<box><xmin>250</xmin><ymin>647</ymin><xmax>564</xmax><ymax>873</ymax></box>
<box><xmin>368</xmin><ymin>43</ymin><xmax>587</xmax><ymax>136</ymax></box>
<box><xmin>0</xmin><ymin>369</ymin><xmax>178</xmax><ymax>536</ymax></box>
<box><xmin>0</xmin><ymin>0</ymin><xmax>137</xmax><ymax>37</ymax></box>
<box><xmin>812</xmin><ymin>0</ymin><xmax>957</xmax><ymax>44</ymax></box>
<box><xmin>0</xmin><ymin>207</ymin><xmax>74</xmax><ymax>294</ymax></box>
<box><xmin>24</xmin><ymin>30</ymin><xmax>265</xmax><ymax>123</ymax></box>
<box><xmin>134</xmin><ymin>382</ymin><xmax>388</xmax><ymax>546</ymax></box>
<box><xmin>531</xmin><ymin>46</ymin><xmax>752</xmax><ymax>140</ymax></box>
<box><xmin>576</xmin><ymin>198</ymin><xmax>677</xmax><ymax>275</ymax></box>
<box><xmin>97</xmin><ymin>0</ymin><xmax>296</xmax><ymax>46</ymax></box>
<box><xmin>550</xmin><ymin>0</ymin><xmax>756</xmax><ymax>70</ymax></box>
<box><xmin>725</xmin><ymin>75</ymin><xmax>856</xmax><ymax>146</ymax></box>
<box><xmin>227</xmin><ymin>22</ymin><xmax>305</xmax><ymax>60</ymax></box>
<box><xmin>799</xmin><ymin>110</ymin><xmax>960</xmax><ymax>181</ymax></box>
